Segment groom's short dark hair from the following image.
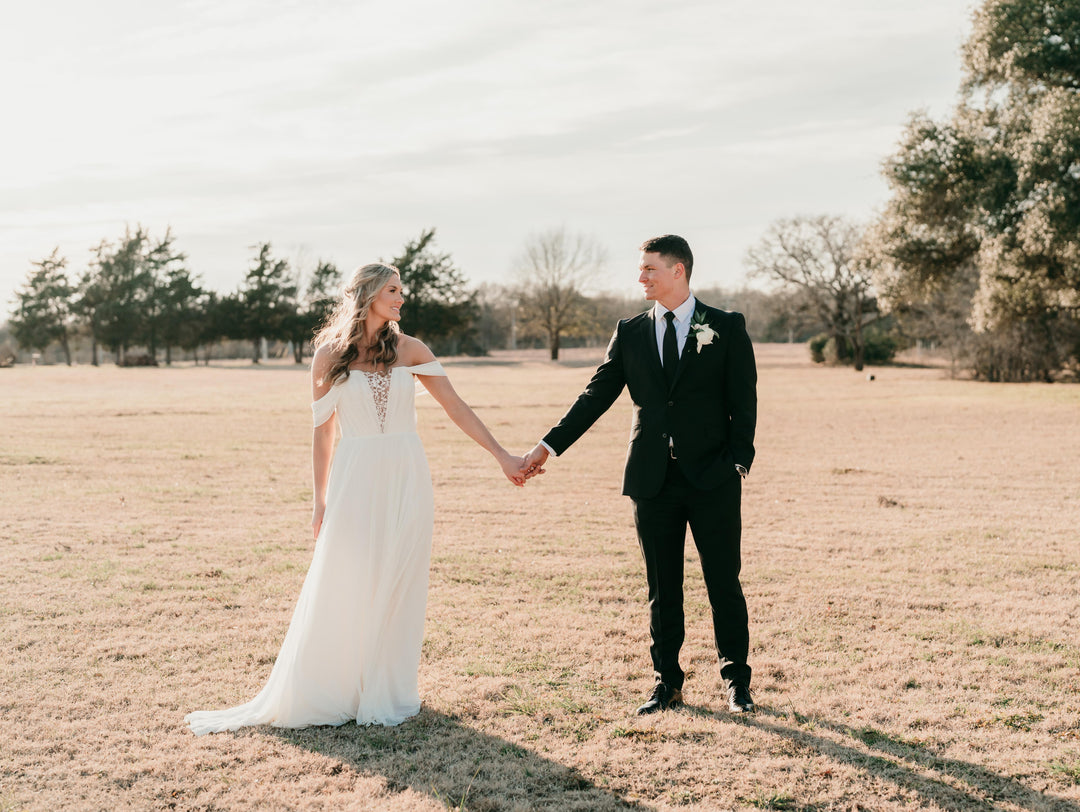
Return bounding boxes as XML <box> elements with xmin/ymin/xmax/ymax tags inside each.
<box><xmin>640</xmin><ymin>235</ymin><xmax>693</xmax><ymax>281</ymax></box>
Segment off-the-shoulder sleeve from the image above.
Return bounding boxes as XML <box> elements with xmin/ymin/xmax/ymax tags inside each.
<box><xmin>404</xmin><ymin>361</ymin><xmax>446</xmax><ymax>396</ymax></box>
<box><xmin>404</xmin><ymin>361</ymin><xmax>446</xmax><ymax>377</ymax></box>
<box><xmin>311</xmin><ymin>384</ymin><xmax>342</xmax><ymax>427</ymax></box>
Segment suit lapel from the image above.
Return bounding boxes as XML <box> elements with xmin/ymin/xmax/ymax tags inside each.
<box><xmin>641</xmin><ymin>309</ymin><xmax>666</xmax><ymax>388</ymax></box>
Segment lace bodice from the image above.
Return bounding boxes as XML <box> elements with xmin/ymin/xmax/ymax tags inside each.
<box><xmin>362</xmin><ymin>371</ymin><xmax>392</xmax><ymax>431</ymax></box>
<box><xmin>311</xmin><ymin>362</ymin><xmax>447</xmax><ymax>438</ymax></box>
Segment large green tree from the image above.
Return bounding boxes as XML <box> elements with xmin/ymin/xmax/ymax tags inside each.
<box><xmin>195</xmin><ymin>291</ymin><xmax>247</xmax><ymax>365</ymax></box>
<box><xmin>9</xmin><ymin>248</ymin><xmax>75</xmax><ymax>364</ymax></box>
<box><xmin>237</xmin><ymin>243</ymin><xmax>297</xmax><ymax>363</ymax></box>
<box><xmin>872</xmin><ymin>0</ymin><xmax>1080</xmax><ymax>380</ymax></box>
<box><xmin>305</xmin><ymin>260</ymin><xmax>341</xmax><ymax>333</ymax></box>
<box><xmin>390</xmin><ymin>229</ymin><xmax>476</xmax><ymax>354</ymax></box>
<box><xmin>74</xmin><ymin>263</ymin><xmax>108</xmax><ymax>366</ymax></box>
<box><xmin>145</xmin><ymin>229</ymin><xmax>201</xmax><ymax>364</ymax></box>
<box><xmin>79</xmin><ymin>226</ymin><xmax>200</xmax><ymax>365</ymax></box>
<box><xmin>285</xmin><ymin>260</ymin><xmax>341</xmax><ymax>363</ymax></box>
<box><xmin>88</xmin><ymin>226</ymin><xmax>154</xmax><ymax>364</ymax></box>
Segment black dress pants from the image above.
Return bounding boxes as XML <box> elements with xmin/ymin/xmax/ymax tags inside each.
<box><xmin>632</xmin><ymin>457</ymin><xmax>750</xmax><ymax>690</ymax></box>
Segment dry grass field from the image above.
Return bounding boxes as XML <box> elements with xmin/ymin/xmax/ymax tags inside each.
<box><xmin>2</xmin><ymin>343</ymin><xmax>1079</xmax><ymax>812</ymax></box>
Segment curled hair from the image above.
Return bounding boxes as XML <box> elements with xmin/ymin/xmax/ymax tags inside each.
<box><xmin>312</xmin><ymin>263</ymin><xmax>401</xmax><ymax>385</ymax></box>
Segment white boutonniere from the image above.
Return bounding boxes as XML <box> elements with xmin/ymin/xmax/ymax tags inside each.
<box><xmin>690</xmin><ymin>310</ymin><xmax>717</xmax><ymax>353</ymax></box>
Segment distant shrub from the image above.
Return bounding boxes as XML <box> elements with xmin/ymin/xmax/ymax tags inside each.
<box><xmin>809</xmin><ymin>330</ymin><xmax>897</xmax><ymax>366</ymax></box>
<box><xmin>118</xmin><ymin>353</ymin><xmax>158</xmax><ymax>367</ymax></box>
<box><xmin>822</xmin><ymin>336</ymin><xmax>853</xmax><ymax>365</ymax></box>
<box><xmin>863</xmin><ymin>331</ymin><xmax>899</xmax><ymax>364</ymax></box>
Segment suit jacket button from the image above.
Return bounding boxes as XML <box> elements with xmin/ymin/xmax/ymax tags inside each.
<box><xmin>661</xmin><ymin>433</ymin><xmax>668</xmax><ymax>439</ymax></box>
<box><xmin>667</xmin><ymin>400</ymin><xmax>674</xmax><ymax>407</ymax></box>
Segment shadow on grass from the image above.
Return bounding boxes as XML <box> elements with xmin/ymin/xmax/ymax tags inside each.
<box><xmin>684</xmin><ymin>703</ymin><xmax>1079</xmax><ymax>811</ymax></box>
<box><xmin>270</xmin><ymin>707</ymin><xmax>651</xmax><ymax>811</ymax></box>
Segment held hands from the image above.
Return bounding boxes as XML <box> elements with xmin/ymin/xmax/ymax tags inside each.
<box><xmin>522</xmin><ymin>443</ymin><xmax>549</xmax><ymax>480</ymax></box>
<box><xmin>499</xmin><ymin>453</ymin><xmax>529</xmax><ymax>487</ymax></box>
<box><xmin>497</xmin><ymin>443</ymin><xmax>548</xmax><ymax>487</ymax></box>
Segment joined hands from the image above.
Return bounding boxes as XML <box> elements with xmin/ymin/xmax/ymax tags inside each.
<box><xmin>500</xmin><ymin>454</ymin><xmax>528</xmax><ymax>487</ymax></box>
<box><xmin>521</xmin><ymin>443</ymin><xmax>549</xmax><ymax>481</ymax></box>
<box><xmin>497</xmin><ymin>443</ymin><xmax>548</xmax><ymax>487</ymax></box>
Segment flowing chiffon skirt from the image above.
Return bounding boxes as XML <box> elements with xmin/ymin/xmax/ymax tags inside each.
<box><xmin>186</xmin><ymin>431</ymin><xmax>434</xmax><ymax>733</ymax></box>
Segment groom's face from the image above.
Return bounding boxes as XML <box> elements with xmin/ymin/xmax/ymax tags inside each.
<box><xmin>638</xmin><ymin>251</ymin><xmax>682</xmax><ymax>303</ymax></box>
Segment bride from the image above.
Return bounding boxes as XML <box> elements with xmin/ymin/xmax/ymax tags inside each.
<box><xmin>186</xmin><ymin>262</ymin><xmax>530</xmax><ymax>734</ymax></box>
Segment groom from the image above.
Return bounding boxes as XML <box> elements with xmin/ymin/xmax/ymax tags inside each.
<box><xmin>523</xmin><ymin>234</ymin><xmax>757</xmax><ymax>715</ymax></box>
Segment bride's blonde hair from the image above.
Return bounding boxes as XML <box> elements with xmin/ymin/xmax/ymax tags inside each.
<box><xmin>313</xmin><ymin>263</ymin><xmax>401</xmax><ymax>384</ymax></box>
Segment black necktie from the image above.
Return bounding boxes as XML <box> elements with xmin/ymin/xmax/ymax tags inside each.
<box><xmin>663</xmin><ymin>311</ymin><xmax>678</xmax><ymax>387</ymax></box>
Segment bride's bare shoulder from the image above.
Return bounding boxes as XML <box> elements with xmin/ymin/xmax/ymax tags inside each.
<box><xmin>311</xmin><ymin>345</ymin><xmax>339</xmax><ymax>394</ymax></box>
<box><xmin>312</xmin><ymin>344</ymin><xmax>337</xmax><ymax>371</ymax></box>
<box><xmin>396</xmin><ymin>334</ymin><xmax>437</xmax><ymax>366</ymax></box>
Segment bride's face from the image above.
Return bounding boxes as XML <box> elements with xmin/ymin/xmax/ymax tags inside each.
<box><xmin>369</xmin><ymin>274</ymin><xmax>404</xmax><ymax>323</ymax></box>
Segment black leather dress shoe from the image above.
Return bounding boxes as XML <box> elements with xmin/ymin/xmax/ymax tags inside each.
<box><xmin>727</xmin><ymin>684</ymin><xmax>755</xmax><ymax>713</ymax></box>
<box><xmin>636</xmin><ymin>682</ymin><xmax>683</xmax><ymax>715</ymax></box>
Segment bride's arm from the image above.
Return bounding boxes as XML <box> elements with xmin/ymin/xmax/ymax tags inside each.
<box><xmin>405</xmin><ymin>339</ymin><xmax>526</xmax><ymax>486</ymax></box>
<box><xmin>422</xmin><ymin>375</ymin><xmax>526</xmax><ymax>487</ymax></box>
<box><xmin>311</xmin><ymin>347</ymin><xmax>338</xmax><ymax>537</ymax></box>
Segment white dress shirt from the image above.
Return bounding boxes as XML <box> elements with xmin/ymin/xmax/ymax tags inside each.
<box><xmin>654</xmin><ymin>294</ymin><xmax>697</xmax><ymax>364</ymax></box>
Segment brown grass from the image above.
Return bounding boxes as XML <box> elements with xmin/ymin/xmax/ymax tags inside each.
<box><xmin>2</xmin><ymin>344</ymin><xmax>1079</xmax><ymax>811</ymax></box>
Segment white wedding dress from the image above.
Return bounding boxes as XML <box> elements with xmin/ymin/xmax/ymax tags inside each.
<box><xmin>185</xmin><ymin>361</ymin><xmax>445</xmax><ymax>735</ymax></box>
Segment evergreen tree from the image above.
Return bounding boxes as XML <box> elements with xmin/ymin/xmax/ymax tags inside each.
<box><xmin>286</xmin><ymin>260</ymin><xmax>341</xmax><ymax>363</ymax></box>
<box><xmin>390</xmin><ymin>229</ymin><xmax>477</xmax><ymax>354</ymax></box>
<box><xmin>74</xmin><ymin>264</ymin><xmax>108</xmax><ymax>366</ymax></box>
<box><xmin>145</xmin><ymin>229</ymin><xmax>200</xmax><ymax>364</ymax></box>
<box><xmin>9</xmin><ymin>248</ymin><xmax>75</xmax><ymax>364</ymax></box>
<box><xmin>237</xmin><ymin>243</ymin><xmax>297</xmax><ymax>363</ymax></box>
<box><xmin>89</xmin><ymin>226</ymin><xmax>153</xmax><ymax>364</ymax></box>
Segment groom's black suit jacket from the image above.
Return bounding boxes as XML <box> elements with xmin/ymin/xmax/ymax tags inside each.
<box><xmin>543</xmin><ymin>301</ymin><xmax>757</xmax><ymax>500</ymax></box>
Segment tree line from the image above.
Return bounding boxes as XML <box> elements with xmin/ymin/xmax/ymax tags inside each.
<box><xmin>5</xmin><ymin>226</ymin><xmax>506</xmax><ymax>367</ymax></box>
<box><xmin>3</xmin><ymin>224</ymin><xmax>827</xmax><ymax>368</ymax></box>
<box><xmin>7</xmin><ymin>226</ymin><xmax>338</xmax><ymax>367</ymax></box>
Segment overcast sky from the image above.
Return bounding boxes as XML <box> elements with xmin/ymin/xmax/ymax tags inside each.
<box><xmin>1</xmin><ymin>0</ymin><xmax>976</xmax><ymax>303</ymax></box>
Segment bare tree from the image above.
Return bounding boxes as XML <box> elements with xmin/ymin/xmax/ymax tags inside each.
<box><xmin>745</xmin><ymin>215</ymin><xmax>880</xmax><ymax>370</ymax></box>
<box><xmin>515</xmin><ymin>228</ymin><xmax>606</xmax><ymax>361</ymax></box>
